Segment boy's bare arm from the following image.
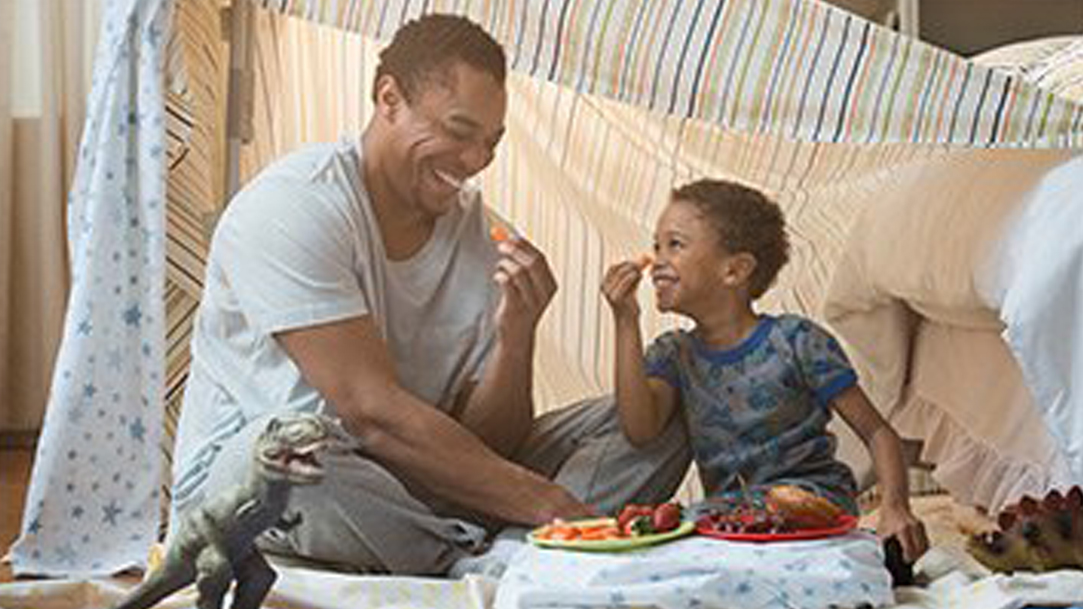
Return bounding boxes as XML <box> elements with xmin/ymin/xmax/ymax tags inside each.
<box><xmin>276</xmin><ymin>316</ymin><xmax>593</xmax><ymax>526</ymax></box>
<box><xmin>603</xmin><ymin>260</ymin><xmax>677</xmax><ymax>445</ymax></box>
<box><xmin>833</xmin><ymin>385</ymin><xmax>929</xmax><ymax>561</ymax></box>
<box><xmin>612</xmin><ymin>315</ymin><xmax>678</xmax><ymax>445</ymax></box>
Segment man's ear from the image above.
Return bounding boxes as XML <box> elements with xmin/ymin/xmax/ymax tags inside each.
<box><xmin>374</xmin><ymin>74</ymin><xmax>405</xmax><ymax>121</ymax></box>
<box><xmin>722</xmin><ymin>252</ymin><xmax>757</xmax><ymax>287</ymax></box>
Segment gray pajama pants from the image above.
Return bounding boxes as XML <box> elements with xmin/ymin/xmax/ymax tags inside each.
<box><xmin>187</xmin><ymin>395</ymin><xmax>690</xmax><ymax>576</ymax></box>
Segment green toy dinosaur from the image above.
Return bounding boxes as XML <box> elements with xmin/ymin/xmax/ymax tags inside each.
<box><xmin>114</xmin><ymin>413</ymin><xmax>355</xmax><ymax>609</ymax></box>
<box><xmin>967</xmin><ymin>485</ymin><xmax>1083</xmax><ymax>573</ymax></box>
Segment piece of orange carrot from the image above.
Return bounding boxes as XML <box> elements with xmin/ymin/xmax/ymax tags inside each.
<box><xmin>490</xmin><ymin>224</ymin><xmax>511</xmax><ymax>243</ymax></box>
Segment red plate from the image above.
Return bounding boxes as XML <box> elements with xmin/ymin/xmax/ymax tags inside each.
<box><xmin>696</xmin><ymin>514</ymin><xmax>859</xmax><ymax>542</ymax></box>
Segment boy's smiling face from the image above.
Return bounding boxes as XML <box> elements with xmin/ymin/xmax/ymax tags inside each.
<box><xmin>651</xmin><ymin>199</ymin><xmax>731</xmax><ymax>316</ymax></box>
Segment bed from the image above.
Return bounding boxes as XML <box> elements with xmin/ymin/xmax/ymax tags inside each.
<box><xmin>823</xmin><ymin>37</ymin><xmax>1083</xmax><ymax>513</ymax></box>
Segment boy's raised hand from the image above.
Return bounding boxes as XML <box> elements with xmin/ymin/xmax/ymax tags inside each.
<box><xmin>602</xmin><ymin>257</ymin><xmax>650</xmax><ymax>319</ymax></box>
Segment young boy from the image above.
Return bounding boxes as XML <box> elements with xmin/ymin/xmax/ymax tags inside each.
<box><xmin>602</xmin><ymin>179</ymin><xmax>929</xmax><ymax>562</ymax></box>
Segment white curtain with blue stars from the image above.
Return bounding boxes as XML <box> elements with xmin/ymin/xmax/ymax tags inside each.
<box><xmin>9</xmin><ymin>0</ymin><xmax>171</xmax><ymax>576</ymax></box>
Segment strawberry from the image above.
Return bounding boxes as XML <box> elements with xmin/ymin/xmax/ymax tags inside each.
<box><xmin>652</xmin><ymin>502</ymin><xmax>682</xmax><ymax>532</ymax></box>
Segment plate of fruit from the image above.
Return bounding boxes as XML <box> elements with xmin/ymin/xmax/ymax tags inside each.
<box><xmin>696</xmin><ymin>485</ymin><xmax>858</xmax><ymax>542</ymax></box>
<box><xmin>529</xmin><ymin>502</ymin><xmax>694</xmax><ymax>552</ymax></box>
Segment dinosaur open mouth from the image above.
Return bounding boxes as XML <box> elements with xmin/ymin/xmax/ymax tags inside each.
<box><xmin>284</xmin><ymin>442</ymin><xmax>326</xmax><ymax>476</ymax></box>
<box><xmin>260</xmin><ymin>440</ymin><xmax>330</xmax><ymax>483</ymax></box>
<box><xmin>286</xmin><ymin>447</ymin><xmax>321</xmax><ymax>467</ymax></box>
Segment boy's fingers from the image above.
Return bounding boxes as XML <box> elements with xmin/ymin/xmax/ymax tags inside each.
<box><xmin>618</xmin><ymin>270</ymin><xmax>642</xmax><ymax>294</ymax></box>
<box><xmin>900</xmin><ymin>526</ymin><xmax>927</xmax><ymax>562</ymax></box>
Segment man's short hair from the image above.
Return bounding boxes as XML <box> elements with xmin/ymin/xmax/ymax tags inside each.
<box><xmin>373</xmin><ymin>13</ymin><xmax>507</xmax><ymax>103</ymax></box>
<box><xmin>672</xmin><ymin>179</ymin><xmax>790</xmax><ymax>299</ymax></box>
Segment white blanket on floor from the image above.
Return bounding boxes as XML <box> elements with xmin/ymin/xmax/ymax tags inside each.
<box><xmin>494</xmin><ymin>532</ymin><xmax>893</xmax><ymax>609</ymax></box>
<box><xmin>2</xmin><ymin>559</ymin><xmax>1082</xmax><ymax>609</ymax></box>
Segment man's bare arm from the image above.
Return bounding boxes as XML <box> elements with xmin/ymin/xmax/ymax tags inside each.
<box><xmin>452</xmin><ymin>335</ymin><xmax>535</xmax><ymax>457</ymax></box>
<box><xmin>276</xmin><ymin>316</ymin><xmax>591</xmax><ymax>526</ymax></box>
<box><xmin>453</xmin><ymin>236</ymin><xmax>555</xmax><ymax>457</ymax></box>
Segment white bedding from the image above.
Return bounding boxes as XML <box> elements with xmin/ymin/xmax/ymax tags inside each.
<box><xmin>821</xmin><ymin>147</ymin><xmax>1082</xmax><ymax>510</ymax></box>
<box><xmin>820</xmin><ymin>36</ymin><xmax>1083</xmax><ymax>511</ymax></box>
<box><xmin>4</xmin><ymin>550</ymin><xmax>1083</xmax><ymax>609</ymax></box>
<box><xmin>982</xmin><ymin>154</ymin><xmax>1083</xmax><ymax>486</ymax></box>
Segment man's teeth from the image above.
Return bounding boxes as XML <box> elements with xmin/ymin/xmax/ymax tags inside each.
<box><xmin>434</xmin><ymin>169</ymin><xmax>463</xmax><ymax>189</ymax></box>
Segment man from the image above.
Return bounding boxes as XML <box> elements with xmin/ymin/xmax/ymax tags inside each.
<box><xmin>170</xmin><ymin>14</ymin><xmax>689</xmax><ymax>575</ymax></box>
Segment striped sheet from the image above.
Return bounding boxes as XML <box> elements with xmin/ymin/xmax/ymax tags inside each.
<box><xmin>224</xmin><ymin>7</ymin><xmax>950</xmax><ymax>424</ymax></box>
<box><xmin>250</xmin><ymin>0</ymin><xmax>1083</xmax><ymax>148</ymax></box>
<box><xmin>160</xmin><ymin>0</ymin><xmax>230</xmax><ymax>531</ymax></box>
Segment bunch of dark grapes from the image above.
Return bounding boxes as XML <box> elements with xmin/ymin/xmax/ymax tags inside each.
<box><xmin>697</xmin><ymin>497</ymin><xmax>790</xmax><ymax>534</ymax></box>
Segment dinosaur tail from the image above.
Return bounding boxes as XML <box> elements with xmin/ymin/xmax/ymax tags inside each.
<box><xmin>112</xmin><ymin>565</ymin><xmax>194</xmax><ymax>609</ymax></box>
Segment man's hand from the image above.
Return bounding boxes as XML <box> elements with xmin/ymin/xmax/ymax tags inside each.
<box><xmin>528</xmin><ymin>485</ymin><xmax>597</xmax><ymax>525</ymax></box>
<box><xmin>877</xmin><ymin>502</ymin><xmax>929</xmax><ymax>562</ymax></box>
<box><xmin>493</xmin><ymin>237</ymin><xmax>557</xmax><ymax>341</ymax></box>
<box><xmin>602</xmin><ymin>259</ymin><xmax>647</xmax><ymax>320</ymax></box>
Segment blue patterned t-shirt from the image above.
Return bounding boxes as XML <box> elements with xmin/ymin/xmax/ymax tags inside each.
<box><xmin>645</xmin><ymin>314</ymin><xmax>859</xmax><ymax>514</ymax></box>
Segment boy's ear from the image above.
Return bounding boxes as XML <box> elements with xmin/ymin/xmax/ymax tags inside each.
<box><xmin>374</xmin><ymin>74</ymin><xmax>405</xmax><ymax>121</ymax></box>
<box><xmin>721</xmin><ymin>252</ymin><xmax>757</xmax><ymax>287</ymax></box>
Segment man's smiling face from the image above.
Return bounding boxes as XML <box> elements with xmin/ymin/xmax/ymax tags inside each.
<box><xmin>384</xmin><ymin>61</ymin><xmax>507</xmax><ymax>219</ymax></box>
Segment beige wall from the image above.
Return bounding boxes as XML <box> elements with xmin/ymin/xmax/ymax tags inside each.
<box><xmin>826</xmin><ymin>0</ymin><xmax>900</xmax><ymax>24</ymax></box>
<box><xmin>827</xmin><ymin>0</ymin><xmax>1083</xmax><ymax>56</ymax></box>
<box><xmin>920</xmin><ymin>0</ymin><xmax>1083</xmax><ymax>56</ymax></box>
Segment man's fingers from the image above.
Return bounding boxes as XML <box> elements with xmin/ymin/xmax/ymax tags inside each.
<box><xmin>499</xmin><ymin>242</ymin><xmax>555</xmax><ymax>305</ymax></box>
<box><xmin>495</xmin><ymin>258</ymin><xmax>543</xmax><ymax>309</ymax></box>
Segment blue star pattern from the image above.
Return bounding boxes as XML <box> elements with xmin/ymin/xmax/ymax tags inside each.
<box><xmin>129</xmin><ymin>417</ymin><xmax>146</xmax><ymax>442</ymax></box>
<box><xmin>497</xmin><ymin>535</ymin><xmax>893</xmax><ymax>609</ymax></box>
<box><xmin>7</xmin><ymin>0</ymin><xmax>171</xmax><ymax>576</ymax></box>
<box><xmin>102</xmin><ymin>501</ymin><xmax>123</xmax><ymax>526</ymax></box>
<box><xmin>122</xmin><ymin>304</ymin><xmax>143</xmax><ymax>327</ymax></box>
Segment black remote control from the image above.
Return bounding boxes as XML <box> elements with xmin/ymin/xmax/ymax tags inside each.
<box><xmin>883</xmin><ymin>536</ymin><xmax>914</xmax><ymax>587</ymax></box>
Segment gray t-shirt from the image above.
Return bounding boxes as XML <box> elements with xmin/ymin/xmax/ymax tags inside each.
<box><xmin>171</xmin><ymin>139</ymin><xmax>499</xmax><ymax>513</ymax></box>
<box><xmin>645</xmin><ymin>314</ymin><xmax>859</xmax><ymax>514</ymax></box>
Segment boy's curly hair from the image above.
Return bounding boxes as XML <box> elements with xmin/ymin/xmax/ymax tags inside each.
<box><xmin>672</xmin><ymin>179</ymin><xmax>790</xmax><ymax>299</ymax></box>
<box><xmin>373</xmin><ymin>14</ymin><xmax>506</xmax><ymax>104</ymax></box>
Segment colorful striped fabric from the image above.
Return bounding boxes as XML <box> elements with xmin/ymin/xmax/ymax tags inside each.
<box><xmin>251</xmin><ymin>0</ymin><xmax>1083</xmax><ymax>148</ymax></box>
